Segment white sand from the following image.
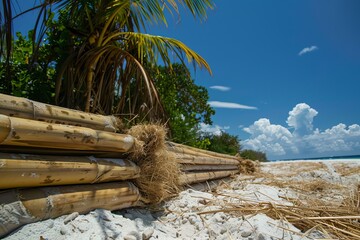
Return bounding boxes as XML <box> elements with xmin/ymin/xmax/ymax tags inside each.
<box><xmin>5</xmin><ymin>159</ymin><xmax>360</xmax><ymax>240</ymax></box>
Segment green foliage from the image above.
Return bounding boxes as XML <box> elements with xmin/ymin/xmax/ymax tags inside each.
<box><xmin>1</xmin><ymin>0</ymin><xmax>214</xmax><ymax>117</ymax></box>
<box><xmin>0</xmin><ymin>31</ymin><xmax>55</xmax><ymax>103</ymax></box>
<box><xmin>240</xmin><ymin>149</ymin><xmax>268</xmax><ymax>162</ymax></box>
<box><xmin>150</xmin><ymin>64</ymin><xmax>215</xmax><ymax>147</ymax></box>
<box><xmin>201</xmin><ymin>131</ymin><xmax>241</xmax><ymax>155</ymax></box>
<box><xmin>49</xmin><ymin>1</ymin><xmax>213</xmax><ymax>115</ymax></box>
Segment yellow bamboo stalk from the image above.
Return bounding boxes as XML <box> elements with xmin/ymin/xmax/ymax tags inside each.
<box><xmin>0</xmin><ymin>153</ymin><xmax>140</xmax><ymax>189</ymax></box>
<box><xmin>0</xmin><ymin>145</ymin><xmax>122</xmax><ymax>157</ymax></box>
<box><xmin>175</xmin><ymin>153</ymin><xmax>240</xmax><ymax>165</ymax></box>
<box><xmin>0</xmin><ymin>182</ymin><xmax>140</xmax><ymax>237</ymax></box>
<box><xmin>181</xmin><ymin>164</ymin><xmax>239</xmax><ymax>172</ymax></box>
<box><xmin>168</xmin><ymin>142</ymin><xmax>241</xmax><ymax>162</ymax></box>
<box><xmin>179</xmin><ymin>170</ymin><xmax>239</xmax><ymax>185</ymax></box>
<box><xmin>0</xmin><ymin>114</ymin><xmax>135</xmax><ymax>152</ymax></box>
<box><xmin>0</xmin><ymin>93</ymin><xmax>120</xmax><ymax>132</ymax></box>
<box><xmin>190</xmin><ymin>177</ymin><xmax>233</xmax><ymax>192</ymax></box>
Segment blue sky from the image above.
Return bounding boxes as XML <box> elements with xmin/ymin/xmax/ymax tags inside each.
<box><xmin>148</xmin><ymin>1</ymin><xmax>360</xmax><ymax>160</ymax></box>
<box><xmin>12</xmin><ymin>1</ymin><xmax>360</xmax><ymax>160</ymax></box>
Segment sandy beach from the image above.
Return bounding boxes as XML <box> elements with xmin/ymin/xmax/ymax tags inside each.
<box><xmin>5</xmin><ymin>159</ymin><xmax>360</xmax><ymax>240</ymax></box>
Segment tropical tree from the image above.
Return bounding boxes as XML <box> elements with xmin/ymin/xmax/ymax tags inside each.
<box><xmin>240</xmin><ymin>149</ymin><xmax>268</xmax><ymax>162</ymax></box>
<box><xmin>200</xmin><ymin>131</ymin><xmax>241</xmax><ymax>155</ymax></box>
<box><xmin>150</xmin><ymin>63</ymin><xmax>214</xmax><ymax>146</ymax></box>
<box><xmin>1</xmin><ymin>1</ymin><xmax>214</xmax><ymax>122</ymax></box>
<box><xmin>0</xmin><ymin>31</ymin><xmax>55</xmax><ymax>102</ymax></box>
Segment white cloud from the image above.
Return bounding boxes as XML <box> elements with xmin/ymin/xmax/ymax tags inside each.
<box><xmin>208</xmin><ymin>101</ymin><xmax>257</xmax><ymax>110</ymax></box>
<box><xmin>305</xmin><ymin>124</ymin><xmax>360</xmax><ymax>153</ymax></box>
<box><xmin>209</xmin><ymin>85</ymin><xmax>231</xmax><ymax>91</ymax></box>
<box><xmin>242</xmin><ymin>103</ymin><xmax>360</xmax><ymax>159</ymax></box>
<box><xmin>243</xmin><ymin>118</ymin><xmax>298</xmax><ymax>156</ymax></box>
<box><xmin>287</xmin><ymin>103</ymin><xmax>318</xmax><ymax>136</ymax></box>
<box><xmin>199</xmin><ymin>123</ymin><xmax>228</xmax><ymax>136</ymax></box>
<box><xmin>298</xmin><ymin>46</ymin><xmax>318</xmax><ymax>56</ymax></box>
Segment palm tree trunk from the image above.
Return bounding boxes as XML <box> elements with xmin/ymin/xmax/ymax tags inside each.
<box><xmin>85</xmin><ymin>66</ymin><xmax>95</xmax><ymax>112</ymax></box>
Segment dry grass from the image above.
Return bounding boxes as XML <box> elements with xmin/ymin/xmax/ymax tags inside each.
<box><xmin>262</xmin><ymin>161</ymin><xmax>325</xmax><ymax>177</ymax></box>
<box><xmin>333</xmin><ymin>163</ymin><xmax>360</xmax><ymax>176</ymax></box>
<box><xmin>197</xmin><ymin>159</ymin><xmax>360</xmax><ymax>240</ymax></box>
<box><xmin>198</xmin><ymin>184</ymin><xmax>360</xmax><ymax>239</ymax></box>
<box><xmin>127</xmin><ymin>124</ymin><xmax>180</xmax><ymax>204</ymax></box>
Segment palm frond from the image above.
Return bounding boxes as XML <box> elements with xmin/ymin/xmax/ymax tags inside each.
<box><xmin>104</xmin><ymin>31</ymin><xmax>212</xmax><ymax>74</ymax></box>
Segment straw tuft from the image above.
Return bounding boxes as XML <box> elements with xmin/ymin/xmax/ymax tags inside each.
<box><xmin>238</xmin><ymin>159</ymin><xmax>259</xmax><ymax>174</ymax></box>
<box><xmin>127</xmin><ymin>124</ymin><xmax>180</xmax><ymax>204</ymax></box>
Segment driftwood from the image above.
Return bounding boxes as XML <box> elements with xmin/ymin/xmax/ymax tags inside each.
<box><xmin>179</xmin><ymin>170</ymin><xmax>239</xmax><ymax>185</ymax></box>
<box><xmin>0</xmin><ymin>93</ymin><xmax>121</xmax><ymax>132</ymax></box>
<box><xmin>0</xmin><ymin>114</ymin><xmax>135</xmax><ymax>152</ymax></box>
<box><xmin>0</xmin><ymin>153</ymin><xmax>140</xmax><ymax>189</ymax></box>
<box><xmin>0</xmin><ymin>181</ymin><xmax>140</xmax><ymax>237</ymax></box>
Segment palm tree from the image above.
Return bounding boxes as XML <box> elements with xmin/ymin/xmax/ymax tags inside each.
<box><xmin>1</xmin><ymin>0</ymin><xmax>214</xmax><ymax>122</ymax></box>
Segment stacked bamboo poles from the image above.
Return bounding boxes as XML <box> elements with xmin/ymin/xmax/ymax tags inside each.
<box><xmin>0</xmin><ymin>114</ymin><xmax>135</xmax><ymax>153</ymax></box>
<box><xmin>167</xmin><ymin>142</ymin><xmax>242</xmax><ymax>185</ymax></box>
<box><xmin>0</xmin><ymin>93</ymin><xmax>246</xmax><ymax>237</ymax></box>
<box><xmin>0</xmin><ymin>153</ymin><xmax>140</xmax><ymax>189</ymax></box>
<box><xmin>0</xmin><ymin>182</ymin><xmax>140</xmax><ymax>237</ymax></box>
<box><xmin>0</xmin><ymin>93</ymin><xmax>144</xmax><ymax>237</ymax></box>
<box><xmin>0</xmin><ymin>93</ymin><xmax>121</xmax><ymax>132</ymax></box>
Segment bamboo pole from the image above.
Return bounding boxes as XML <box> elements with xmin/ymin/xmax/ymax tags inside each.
<box><xmin>168</xmin><ymin>142</ymin><xmax>241</xmax><ymax>162</ymax></box>
<box><xmin>0</xmin><ymin>181</ymin><xmax>140</xmax><ymax>238</ymax></box>
<box><xmin>0</xmin><ymin>114</ymin><xmax>135</xmax><ymax>152</ymax></box>
<box><xmin>0</xmin><ymin>153</ymin><xmax>140</xmax><ymax>189</ymax></box>
<box><xmin>189</xmin><ymin>177</ymin><xmax>233</xmax><ymax>192</ymax></box>
<box><xmin>181</xmin><ymin>164</ymin><xmax>239</xmax><ymax>172</ymax></box>
<box><xmin>0</xmin><ymin>93</ymin><xmax>120</xmax><ymax>132</ymax></box>
<box><xmin>175</xmin><ymin>153</ymin><xmax>240</xmax><ymax>165</ymax></box>
<box><xmin>0</xmin><ymin>145</ymin><xmax>124</xmax><ymax>157</ymax></box>
<box><xmin>179</xmin><ymin>170</ymin><xmax>239</xmax><ymax>185</ymax></box>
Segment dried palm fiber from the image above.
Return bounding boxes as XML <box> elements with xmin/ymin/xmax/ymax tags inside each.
<box><xmin>238</xmin><ymin>159</ymin><xmax>259</xmax><ymax>174</ymax></box>
<box><xmin>181</xmin><ymin>164</ymin><xmax>239</xmax><ymax>172</ymax></box>
<box><xmin>175</xmin><ymin>153</ymin><xmax>240</xmax><ymax>165</ymax></box>
<box><xmin>0</xmin><ymin>181</ymin><xmax>140</xmax><ymax>238</ymax></box>
<box><xmin>0</xmin><ymin>114</ymin><xmax>134</xmax><ymax>152</ymax></box>
<box><xmin>167</xmin><ymin>141</ymin><xmax>241</xmax><ymax>162</ymax></box>
<box><xmin>179</xmin><ymin>170</ymin><xmax>239</xmax><ymax>185</ymax></box>
<box><xmin>0</xmin><ymin>93</ymin><xmax>122</xmax><ymax>132</ymax></box>
<box><xmin>127</xmin><ymin>124</ymin><xmax>180</xmax><ymax>204</ymax></box>
<box><xmin>0</xmin><ymin>153</ymin><xmax>140</xmax><ymax>189</ymax></box>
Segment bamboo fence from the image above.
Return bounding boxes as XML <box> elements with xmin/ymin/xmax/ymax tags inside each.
<box><xmin>0</xmin><ymin>93</ymin><xmax>120</xmax><ymax>132</ymax></box>
<box><xmin>0</xmin><ymin>182</ymin><xmax>140</xmax><ymax>237</ymax></box>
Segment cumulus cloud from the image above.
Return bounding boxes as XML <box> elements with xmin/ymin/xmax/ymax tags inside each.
<box><xmin>305</xmin><ymin>124</ymin><xmax>360</xmax><ymax>153</ymax></box>
<box><xmin>243</xmin><ymin>103</ymin><xmax>360</xmax><ymax>159</ymax></box>
<box><xmin>208</xmin><ymin>101</ymin><xmax>257</xmax><ymax>110</ymax></box>
<box><xmin>287</xmin><ymin>103</ymin><xmax>318</xmax><ymax>136</ymax></box>
<box><xmin>243</xmin><ymin>118</ymin><xmax>298</xmax><ymax>156</ymax></box>
<box><xmin>298</xmin><ymin>46</ymin><xmax>318</xmax><ymax>56</ymax></box>
<box><xmin>209</xmin><ymin>85</ymin><xmax>231</xmax><ymax>91</ymax></box>
<box><xmin>199</xmin><ymin>123</ymin><xmax>229</xmax><ymax>136</ymax></box>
